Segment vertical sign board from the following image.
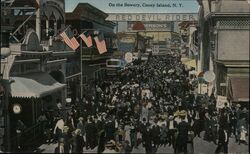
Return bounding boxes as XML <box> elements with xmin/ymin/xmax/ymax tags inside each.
<box><xmin>153</xmin><ymin>45</ymin><xmax>159</xmax><ymax>53</ymax></box>
<box><xmin>216</xmin><ymin>95</ymin><xmax>228</xmax><ymax>109</ymax></box>
<box><xmin>200</xmin><ymin>84</ymin><xmax>208</xmax><ymax>94</ymax></box>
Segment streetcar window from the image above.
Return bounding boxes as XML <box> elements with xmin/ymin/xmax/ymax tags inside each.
<box><xmin>107</xmin><ymin>61</ymin><xmax>120</xmax><ymax>66</ymax></box>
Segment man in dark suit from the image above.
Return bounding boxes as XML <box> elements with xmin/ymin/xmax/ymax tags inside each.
<box><xmin>140</xmin><ymin>118</ymin><xmax>149</xmax><ymax>138</ymax></box>
<box><xmin>167</xmin><ymin>115</ymin><xmax>177</xmax><ymax>147</ymax></box>
<box><xmin>142</xmin><ymin>126</ymin><xmax>153</xmax><ymax>154</ymax></box>
<box><xmin>104</xmin><ymin>118</ymin><xmax>116</xmax><ymax>141</ymax></box>
<box><xmin>215</xmin><ymin>125</ymin><xmax>229</xmax><ymax>154</ymax></box>
<box><xmin>151</xmin><ymin>120</ymin><xmax>160</xmax><ymax>149</ymax></box>
<box><xmin>175</xmin><ymin>115</ymin><xmax>190</xmax><ymax>154</ymax></box>
<box><xmin>85</xmin><ymin>117</ymin><xmax>97</xmax><ymax>149</ymax></box>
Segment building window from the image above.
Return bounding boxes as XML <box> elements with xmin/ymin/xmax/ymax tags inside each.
<box><xmin>0</xmin><ymin>32</ymin><xmax>10</xmax><ymax>48</ymax></box>
<box><xmin>218</xmin><ymin>19</ymin><xmax>250</xmax><ymax>29</ymax></box>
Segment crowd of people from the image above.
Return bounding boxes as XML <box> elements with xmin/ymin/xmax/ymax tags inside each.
<box><xmin>38</xmin><ymin>52</ymin><xmax>248</xmax><ymax>154</ymax></box>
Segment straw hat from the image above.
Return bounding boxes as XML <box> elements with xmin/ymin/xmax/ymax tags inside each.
<box><xmin>179</xmin><ymin>110</ymin><xmax>187</xmax><ymax>116</ymax></box>
<box><xmin>74</xmin><ymin>129</ymin><xmax>81</xmax><ymax>135</ymax></box>
<box><xmin>63</xmin><ymin>126</ymin><xmax>69</xmax><ymax>133</ymax></box>
<box><xmin>174</xmin><ymin>111</ymin><xmax>180</xmax><ymax>117</ymax></box>
<box><xmin>105</xmin><ymin>140</ymin><xmax>116</xmax><ymax>147</ymax></box>
<box><xmin>169</xmin><ymin>115</ymin><xmax>174</xmax><ymax>120</ymax></box>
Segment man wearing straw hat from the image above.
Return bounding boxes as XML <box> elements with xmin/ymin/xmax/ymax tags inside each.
<box><xmin>167</xmin><ymin>115</ymin><xmax>177</xmax><ymax>147</ymax></box>
<box><xmin>175</xmin><ymin>111</ymin><xmax>190</xmax><ymax>154</ymax></box>
<box><xmin>103</xmin><ymin>140</ymin><xmax>117</xmax><ymax>153</ymax></box>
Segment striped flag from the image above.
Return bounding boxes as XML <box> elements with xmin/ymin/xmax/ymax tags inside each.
<box><xmin>59</xmin><ymin>27</ymin><xmax>79</xmax><ymax>51</ymax></box>
<box><xmin>80</xmin><ymin>31</ymin><xmax>93</xmax><ymax>47</ymax></box>
<box><xmin>70</xmin><ymin>37</ymin><xmax>80</xmax><ymax>50</ymax></box>
<box><xmin>94</xmin><ymin>32</ymin><xmax>107</xmax><ymax>54</ymax></box>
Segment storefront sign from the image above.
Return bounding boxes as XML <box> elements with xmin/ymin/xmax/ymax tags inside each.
<box><xmin>153</xmin><ymin>45</ymin><xmax>159</xmax><ymax>53</ymax></box>
<box><xmin>128</xmin><ymin>21</ymin><xmax>173</xmax><ymax>31</ymax></box>
<box><xmin>107</xmin><ymin>13</ymin><xmax>198</xmax><ymax>21</ymax></box>
<box><xmin>216</xmin><ymin>95</ymin><xmax>228</xmax><ymax>109</ymax></box>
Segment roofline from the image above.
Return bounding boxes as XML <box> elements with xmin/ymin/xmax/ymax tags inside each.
<box><xmin>69</xmin><ymin>3</ymin><xmax>108</xmax><ymax>18</ymax></box>
<box><xmin>205</xmin><ymin>12</ymin><xmax>250</xmax><ymax>21</ymax></box>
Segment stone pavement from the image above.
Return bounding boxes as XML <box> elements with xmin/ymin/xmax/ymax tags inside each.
<box><xmin>36</xmin><ymin>131</ymin><xmax>249</xmax><ymax>154</ymax></box>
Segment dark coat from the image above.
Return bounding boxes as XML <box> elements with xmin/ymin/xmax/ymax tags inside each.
<box><xmin>151</xmin><ymin>125</ymin><xmax>160</xmax><ymax>143</ymax></box>
<box><xmin>142</xmin><ymin>128</ymin><xmax>152</xmax><ymax>148</ymax></box>
<box><xmin>139</xmin><ymin>122</ymin><xmax>149</xmax><ymax>136</ymax></box>
<box><xmin>176</xmin><ymin>121</ymin><xmax>189</xmax><ymax>146</ymax></box>
<box><xmin>85</xmin><ymin>122</ymin><xmax>97</xmax><ymax>138</ymax></box>
<box><xmin>218</xmin><ymin>128</ymin><xmax>229</xmax><ymax>144</ymax></box>
<box><xmin>104</xmin><ymin>121</ymin><xmax>116</xmax><ymax>141</ymax></box>
<box><xmin>97</xmin><ymin>130</ymin><xmax>106</xmax><ymax>154</ymax></box>
<box><xmin>85</xmin><ymin>122</ymin><xmax>97</xmax><ymax>148</ymax></box>
<box><xmin>71</xmin><ymin>135</ymin><xmax>84</xmax><ymax>153</ymax></box>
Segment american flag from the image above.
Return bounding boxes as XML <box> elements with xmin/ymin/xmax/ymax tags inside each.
<box><xmin>59</xmin><ymin>27</ymin><xmax>79</xmax><ymax>51</ymax></box>
<box><xmin>94</xmin><ymin>32</ymin><xmax>107</xmax><ymax>54</ymax></box>
<box><xmin>80</xmin><ymin>31</ymin><xmax>93</xmax><ymax>47</ymax></box>
<box><xmin>70</xmin><ymin>37</ymin><xmax>80</xmax><ymax>50</ymax></box>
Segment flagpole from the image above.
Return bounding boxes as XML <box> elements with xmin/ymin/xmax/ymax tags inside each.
<box><xmin>80</xmin><ymin>36</ymin><xmax>83</xmax><ymax>99</ymax></box>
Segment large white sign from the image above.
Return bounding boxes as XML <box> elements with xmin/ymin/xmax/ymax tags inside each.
<box><xmin>125</xmin><ymin>52</ymin><xmax>133</xmax><ymax>63</ymax></box>
<box><xmin>107</xmin><ymin>13</ymin><xmax>198</xmax><ymax>21</ymax></box>
<box><xmin>216</xmin><ymin>95</ymin><xmax>228</xmax><ymax>109</ymax></box>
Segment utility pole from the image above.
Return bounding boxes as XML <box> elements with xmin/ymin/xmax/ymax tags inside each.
<box><xmin>36</xmin><ymin>0</ymin><xmax>41</xmax><ymax>41</ymax></box>
<box><xmin>80</xmin><ymin>38</ymin><xmax>83</xmax><ymax>99</ymax></box>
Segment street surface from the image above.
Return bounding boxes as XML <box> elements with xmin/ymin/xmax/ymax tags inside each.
<box><xmin>36</xmin><ymin>131</ymin><xmax>249</xmax><ymax>153</ymax></box>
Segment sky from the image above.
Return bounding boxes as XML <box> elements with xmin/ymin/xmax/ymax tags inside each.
<box><xmin>65</xmin><ymin>0</ymin><xmax>199</xmax><ymax>13</ymax></box>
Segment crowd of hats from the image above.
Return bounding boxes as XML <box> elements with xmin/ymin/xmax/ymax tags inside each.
<box><xmin>86</xmin><ymin>52</ymin><xmax>196</xmax><ymax>148</ymax></box>
<box><xmin>53</xmin><ymin>51</ymin><xmax>249</xmax><ymax>152</ymax></box>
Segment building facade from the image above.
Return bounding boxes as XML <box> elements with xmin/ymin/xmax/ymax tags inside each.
<box><xmin>0</xmin><ymin>0</ymin><xmax>82</xmax><ymax>151</ymax></box>
<box><xmin>197</xmin><ymin>0</ymin><xmax>249</xmax><ymax>106</ymax></box>
<box><xmin>66</xmin><ymin>3</ymin><xmax>117</xmax><ymax>97</ymax></box>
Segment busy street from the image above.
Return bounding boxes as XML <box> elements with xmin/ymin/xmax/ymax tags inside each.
<box><xmin>32</xmin><ymin>53</ymin><xmax>249</xmax><ymax>154</ymax></box>
<box><xmin>38</xmin><ymin>131</ymin><xmax>249</xmax><ymax>153</ymax></box>
<box><xmin>1</xmin><ymin>0</ymin><xmax>249</xmax><ymax>154</ymax></box>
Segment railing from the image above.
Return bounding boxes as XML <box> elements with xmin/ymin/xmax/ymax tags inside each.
<box><xmin>10</xmin><ymin>122</ymin><xmax>45</xmax><ymax>151</ymax></box>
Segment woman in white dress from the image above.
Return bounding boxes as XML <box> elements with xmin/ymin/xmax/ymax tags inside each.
<box><xmin>239</xmin><ymin>126</ymin><xmax>248</xmax><ymax>145</ymax></box>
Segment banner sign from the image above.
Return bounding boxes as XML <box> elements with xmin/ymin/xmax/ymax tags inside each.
<box><xmin>128</xmin><ymin>21</ymin><xmax>174</xmax><ymax>31</ymax></box>
<box><xmin>106</xmin><ymin>13</ymin><xmax>198</xmax><ymax>21</ymax></box>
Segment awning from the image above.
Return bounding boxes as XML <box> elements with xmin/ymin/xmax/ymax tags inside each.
<box><xmin>181</xmin><ymin>58</ymin><xmax>196</xmax><ymax>68</ymax></box>
<box><xmin>10</xmin><ymin>72</ymin><xmax>66</xmax><ymax>98</ymax></box>
<box><xmin>227</xmin><ymin>77</ymin><xmax>249</xmax><ymax>102</ymax></box>
<box><xmin>184</xmin><ymin>59</ymin><xmax>196</xmax><ymax>68</ymax></box>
